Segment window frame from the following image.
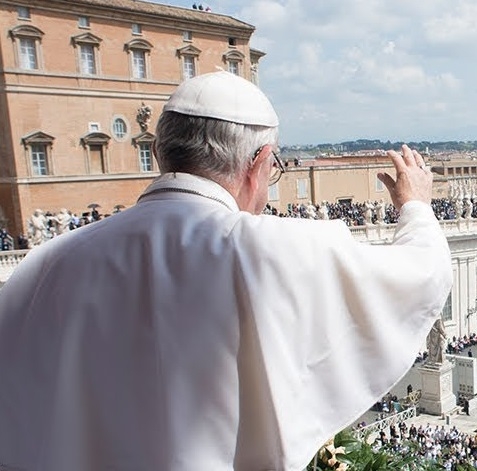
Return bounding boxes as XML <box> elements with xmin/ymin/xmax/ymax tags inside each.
<box><xmin>177</xmin><ymin>45</ymin><xmax>201</xmax><ymax>81</ymax></box>
<box><xmin>9</xmin><ymin>25</ymin><xmax>44</xmax><ymax>71</ymax></box>
<box><xmin>268</xmin><ymin>183</ymin><xmax>279</xmax><ymax>202</ymax></box>
<box><xmin>80</xmin><ymin>132</ymin><xmax>111</xmax><ymax>174</ymax></box>
<box><xmin>17</xmin><ymin>6</ymin><xmax>31</xmax><ymax>20</ymax></box>
<box><xmin>442</xmin><ymin>293</ymin><xmax>452</xmax><ymax>322</ymax></box>
<box><xmin>71</xmin><ymin>32</ymin><xmax>102</xmax><ymax>76</ymax></box>
<box><xmin>223</xmin><ymin>49</ymin><xmax>244</xmax><ymax>78</ymax></box>
<box><xmin>78</xmin><ymin>16</ymin><xmax>90</xmax><ymax>28</ymax></box>
<box><xmin>125</xmin><ymin>39</ymin><xmax>153</xmax><ymax>80</ymax></box>
<box><xmin>132</xmin><ymin>23</ymin><xmax>142</xmax><ymax>35</ymax></box>
<box><xmin>111</xmin><ymin>116</ymin><xmax>129</xmax><ymax>142</ymax></box>
<box><xmin>139</xmin><ymin>142</ymin><xmax>153</xmax><ymax>172</ymax></box>
<box><xmin>132</xmin><ymin>131</ymin><xmax>156</xmax><ymax>173</ymax></box>
<box><xmin>296</xmin><ymin>178</ymin><xmax>309</xmax><ymax>199</ymax></box>
<box><xmin>183</xmin><ymin>55</ymin><xmax>196</xmax><ymax>80</ymax></box>
<box><xmin>22</xmin><ymin>131</ymin><xmax>55</xmax><ymax>177</ymax></box>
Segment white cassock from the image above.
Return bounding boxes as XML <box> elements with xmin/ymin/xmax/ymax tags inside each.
<box><xmin>0</xmin><ymin>173</ymin><xmax>452</xmax><ymax>471</ymax></box>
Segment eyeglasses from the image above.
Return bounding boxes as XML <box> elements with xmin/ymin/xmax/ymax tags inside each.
<box><xmin>252</xmin><ymin>146</ymin><xmax>285</xmax><ymax>186</ymax></box>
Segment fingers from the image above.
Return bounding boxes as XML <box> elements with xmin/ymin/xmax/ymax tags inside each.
<box><xmin>383</xmin><ymin>143</ymin><xmax>432</xmax><ymax>209</ymax></box>
<box><xmin>401</xmin><ymin>144</ymin><xmax>417</xmax><ymax>167</ymax></box>
<box><xmin>377</xmin><ymin>172</ymin><xmax>395</xmax><ymax>193</ymax></box>
<box><xmin>387</xmin><ymin>144</ymin><xmax>427</xmax><ymax>172</ymax></box>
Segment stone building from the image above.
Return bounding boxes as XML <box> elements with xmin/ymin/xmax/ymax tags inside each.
<box><xmin>0</xmin><ymin>0</ymin><xmax>261</xmax><ymax>235</ymax></box>
<box><xmin>267</xmin><ymin>154</ymin><xmax>396</xmax><ymax>213</ymax></box>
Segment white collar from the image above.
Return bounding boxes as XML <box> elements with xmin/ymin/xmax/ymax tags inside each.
<box><xmin>138</xmin><ymin>172</ymin><xmax>239</xmax><ymax>212</ymax></box>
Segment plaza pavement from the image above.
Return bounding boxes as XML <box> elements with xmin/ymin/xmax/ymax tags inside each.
<box><xmin>354</xmin><ymin>357</ymin><xmax>477</xmax><ymax>436</ymax></box>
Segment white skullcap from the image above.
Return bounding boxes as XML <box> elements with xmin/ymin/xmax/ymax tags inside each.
<box><xmin>163</xmin><ymin>71</ymin><xmax>279</xmax><ymax>127</ymax></box>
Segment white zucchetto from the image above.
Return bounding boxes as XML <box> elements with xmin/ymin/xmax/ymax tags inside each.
<box><xmin>163</xmin><ymin>71</ymin><xmax>279</xmax><ymax>127</ymax></box>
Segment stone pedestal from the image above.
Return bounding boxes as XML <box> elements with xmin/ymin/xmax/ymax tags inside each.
<box><xmin>418</xmin><ymin>360</ymin><xmax>456</xmax><ymax>415</ymax></box>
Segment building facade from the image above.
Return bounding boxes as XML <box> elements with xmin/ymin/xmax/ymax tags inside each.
<box><xmin>267</xmin><ymin>155</ymin><xmax>396</xmax><ymax>213</ymax></box>
<box><xmin>0</xmin><ymin>0</ymin><xmax>259</xmax><ymax>235</ymax></box>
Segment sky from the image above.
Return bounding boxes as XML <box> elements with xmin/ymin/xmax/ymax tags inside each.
<box><xmin>157</xmin><ymin>0</ymin><xmax>477</xmax><ymax>145</ymax></box>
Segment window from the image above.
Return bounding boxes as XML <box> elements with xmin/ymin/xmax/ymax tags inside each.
<box><xmin>132</xmin><ymin>50</ymin><xmax>146</xmax><ymax>79</ymax></box>
<box><xmin>80</xmin><ymin>44</ymin><xmax>96</xmax><ymax>74</ymax></box>
<box><xmin>268</xmin><ymin>183</ymin><xmax>279</xmax><ymax>201</ymax></box>
<box><xmin>177</xmin><ymin>45</ymin><xmax>201</xmax><ymax>81</ymax></box>
<box><xmin>442</xmin><ymin>293</ymin><xmax>452</xmax><ymax>322</ymax></box>
<box><xmin>19</xmin><ymin>37</ymin><xmax>38</xmax><ymax>69</ymax></box>
<box><xmin>89</xmin><ymin>122</ymin><xmax>100</xmax><ymax>132</ymax></box>
<box><xmin>81</xmin><ymin>132</ymin><xmax>111</xmax><ymax>174</ymax></box>
<box><xmin>183</xmin><ymin>31</ymin><xmax>192</xmax><ymax>41</ymax></box>
<box><xmin>139</xmin><ymin>143</ymin><xmax>153</xmax><ymax>172</ymax></box>
<box><xmin>31</xmin><ymin>145</ymin><xmax>48</xmax><ymax>175</ymax></box>
<box><xmin>9</xmin><ymin>25</ymin><xmax>44</xmax><ymax>70</ymax></box>
<box><xmin>132</xmin><ymin>131</ymin><xmax>155</xmax><ymax>172</ymax></box>
<box><xmin>72</xmin><ymin>33</ymin><xmax>102</xmax><ymax>76</ymax></box>
<box><xmin>228</xmin><ymin>60</ymin><xmax>239</xmax><ymax>75</ymax></box>
<box><xmin>22</xmin><ymin>131</ymin><xmax>55</xmax><ymax>176</ymax></box>
<box><xmin>183</xmin><ymin>55</ymin><xmax>196</xmax><ymax>79</ymax></box>
<box><xmin>132</xmin><ymin>23</ymin><xmax>142</xmax><ymax>35</ymax></box>
<box><xmin>125</xmin><ymin>39</ymin><xmax>153</xmax><ymax>80</ymax></box>
<box><xmin>228</xmin><ymin>37</ymin><xmax>237</xmax><ymax>47</ymax></box>
<box><xmin>78</xmin><ymin>16</ymin><xmax>90</xmax><ymax>28</ymax></box>
<box><xmin>112</xmin><ymin>117</ymin><xmax>128</xmax><ymax>141</ymax></box>
<box><xmin>296</xmin><ymin>179</ymin><xmax>308</xmax><ymax>199</ymax></box>
<box><xmin>223</xmin><ymin>50</ymin><xmax>244</xmax><ymax>78</ymax></box>
<box><xmin>17</xmin><ymin>6</ymin><xmax>30</xmax><ymax>20</ymax></box>
<box><xmin>376</xmin><ymin>175</ymin><xmax>384</xmax><ymax>191</ymax></box>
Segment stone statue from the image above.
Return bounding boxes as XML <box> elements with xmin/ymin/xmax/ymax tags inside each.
<box><xmin>53</xmin><ymin>208</ymin><xmax>72</xmax><ymax>235</ymax></box>
<box><xmin>136</xmin><ymin>102</ymin><xmax>152</xmax><ymax>131</ymax></box>
<box><xmin>375</xmin><ymin>199</ymin><xmax>386</xmax><ymax>224</ymax></box>
<box><xmin>454</xmin><ymin>196</ymin><xmax>463</xmax><ymax>220</ymax></box>
<box><xmin>317</xmin><ymin>201</ymin><xmax>329</xmax><ymax>220</ymax></box>
<box><xmin>463</xmin><ymin>198</ymin><xmax>473</xmax><ymax>219</ymax></box>
<box><xmin>28</xmin><ymin>209</ymin><xmax>48</xmax><ymax>247</ymax></box>
<box><xmin>306</xmin><ymin>202</ymin><xmax>317</xmax><ymax>219</ymax></box>
<box><xmin>426</xmin><ymin>317</ymin><xmax>447</xmax><ymax>365</ymax></box>
<box><xmin>364</xmin><ymin>200</ymin><xmax>374</xmax><ymax>225</ymax></box>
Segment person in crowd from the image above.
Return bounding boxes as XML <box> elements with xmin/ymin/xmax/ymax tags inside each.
<box><xmin>0</xmin><ymin>71</ymin><xmax>452</xmax><ymax>470</ymax></box>
<box><xmin>0</xmin><ymin>229</ymin><xmax>11</xmax><ymax>251</ymax></box>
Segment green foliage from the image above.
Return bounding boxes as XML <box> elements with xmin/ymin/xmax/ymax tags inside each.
<box><xmin>307</xmin><ymin>431</ymin><xmax>452</xmax><ymax>471</ymax></box>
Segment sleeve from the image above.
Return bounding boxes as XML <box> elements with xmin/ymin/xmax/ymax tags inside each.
<box><xmin>232</xmin><ymin>207</ymin><xmax>452</xmax><ymax>471</ymax></box>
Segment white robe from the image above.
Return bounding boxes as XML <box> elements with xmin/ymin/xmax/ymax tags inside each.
<box><xmin>0</xmin><ymin>173</ymin><xmax>452</xmax><ymax>471</ymax></box>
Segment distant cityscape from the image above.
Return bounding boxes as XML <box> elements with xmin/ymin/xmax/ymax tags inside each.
<box><xmin>282</xmin><ymin>140</ymin><xmax>477</xmax><ymax>158</ymax></box>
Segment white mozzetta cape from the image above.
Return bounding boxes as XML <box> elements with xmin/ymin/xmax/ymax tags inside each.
<box><xmin>0</xmin><ymin>173</ymin><xmax>452</xmax><ymax>471</ymax></box>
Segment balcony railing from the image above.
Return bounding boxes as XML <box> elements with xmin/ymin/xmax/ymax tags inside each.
<box><xmin>0</xmin><ymin>250</ymin><xmax>29</xmax><ymax>284</ymax></box>
<box><xmin>0</xmin><ymin>218</ymin><xmax>476</xmax><ymax>283</ymax></box>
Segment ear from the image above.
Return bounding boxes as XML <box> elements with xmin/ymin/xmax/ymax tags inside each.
<box><xmin>248</xmin><ymin>144</ymin><xmax>272</xmax><ymax>191</ymax></box>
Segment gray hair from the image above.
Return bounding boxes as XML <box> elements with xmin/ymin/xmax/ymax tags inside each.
<box><xmin>154</xmin><ymin>111</ymin><xmax>279</xmax><ymax>184</ymax></box>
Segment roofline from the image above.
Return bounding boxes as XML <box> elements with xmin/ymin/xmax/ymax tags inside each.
<box><xmin>4</xmin><ymin>0</ymin><xmax>256</xmax><ymax>37</ymax></box>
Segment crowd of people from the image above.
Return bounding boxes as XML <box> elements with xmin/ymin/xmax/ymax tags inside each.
<box><xmin>374</xmin><ymin>422</ymin><xmax>477</xmax><ymax>470</ymax></box>
<box><xmin>264</xmin><ymin>196</ymin><xmax>477</xmax><ymax>226</ymax></box>
<box><xmin>1</xmin><ymin>196</ymin><xmax>476</xmax><ymax>251</ymax></box>
<box><xmin>0</xmin><ymin>206</ymin><xmax>125</xmax><ymax>250</ymax></box>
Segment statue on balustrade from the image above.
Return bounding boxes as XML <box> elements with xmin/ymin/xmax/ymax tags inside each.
<box><xmin>426</xmin><ymin>317</ymin><xmax>447</xmax><ymax>365</ymax></box>
<box><xmin>364</xmin><ymin>200</ymin><xmax>374</xmax><ymax>225</ymax></box>
<box><xmin>463</xmin><ymin>197</ymin><xmax>473</xmax><ymax>219</ymax></box>
<box><xmin>306</xmin><ymin>202</ymin><xmax>317</xmax><ymax>219</ymax></box>
<box><xmin>27</xmin><ymin>209</ymin><xmax>48</xmax><ymax>248</ymax></box>
<box><xmin>375</xmin><ymin>199</ymin><xmax>386</xmax><ymax>224</ymax></box>
<box><xmin>53</xmin><ymin>208</ymin><xmax>72</xmax><ymax>235</ymax></box>
<box><xmin>454</xmin><ymin>196</ymin><xmax>463</xmax><ymax>220</ymax></box>
<box><xmin>317</xmin><ymin>201</ymin><xmax>329</xmax><ymax>220</ymax></box>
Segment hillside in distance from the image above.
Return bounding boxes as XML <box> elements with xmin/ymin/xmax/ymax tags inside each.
<box><xmin>282</xmin><ymin>139</ymin><xmax>477</xmax><ymax>157</ymax></box>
